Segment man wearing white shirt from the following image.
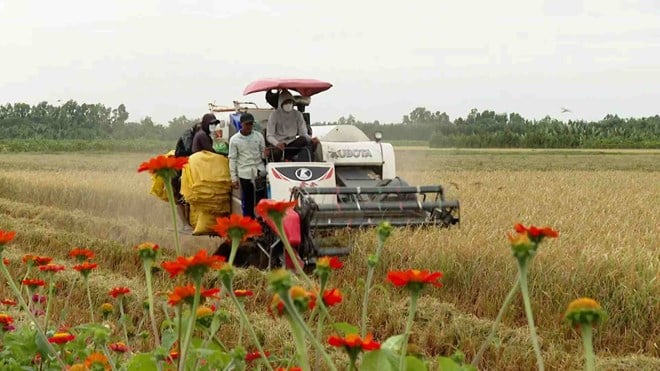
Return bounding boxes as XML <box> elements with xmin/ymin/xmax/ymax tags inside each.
<box><xmin>229</xmin><ymin>113</ymin><xmax>268</xmax><ymax>218</ymax></box>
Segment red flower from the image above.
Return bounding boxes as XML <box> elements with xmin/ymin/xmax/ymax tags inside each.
<box><xmin>214</xmin><ymin>214</ymin><xmax>262</xmax><ymax>242</ymax></box>
<box><xmin>245</xmin><ymin>351</ymin><xmax>271</xmax><ymax>362</ymax></box>
<box><xmin>73</xmin><ymin>261</ymin><xmax>98</xmax><ymax>276</ymax></box>
<box><xmin>269</xmin><ymin>294</ymin><xmax>285</xmax><ymax>317</ymax></box>
<box><xmin>22</xmin><ymin>278</ymin><xmax>46</xmax><ymax>289</ymax></box>
<box><xmin>109</xmin><ymin>287</ymin><xmax>131</xmax><ymax>298</ymax></box>
<box><xmin>328</xmin><ymin>333</ymin><xmax>381</xmax><ymax>351</ymax></box>
<box><xmin>38</xmin><ymin>264</ymin><xmax>65</xmax><ymax>273</ymax></box>
<box><xmin>48</xmin><ymin>331</ymin><xmax>75</xmax><ymax>344</ymax></box>
<box><xmin>0</xmin><ymin>230</ymin><xmax>16</xmax><ymax>246</ymax></box>
<box><xmin>0</xmin><ymin>313</ymin><xmax>14</xmax><ymax>325</ymax></box>
<box><xmin>137</xmin><ymin>155</ymin><xmax>188</xmax><ymax>176</ymax></box>
<box><xmin>316</xmin><ymin>256</ymin><xmax>343</xmax><ymax>270</ymax></box>
<box><xmin>22</xmin><ymin>254</ymin><xmax>53</xmax><ymax>266</ymax></box>
<box><xmin>109</xmin><ymin>342</ymin><xmax>129</xmax><ymax>353</ymax></box>
<box><xmin>2</xmin><ymin>258</ymin><xmax>8</xmax><ymax>266</ymax></box>
<box><xmin>234</xmin><ymin>289</ymin><xmax>254</xmax><ymax>298</ymax></box>
<box><xmin>69</xmin><ymin>248</ymin><xmax>95</xmax><ymax>262</ymax></box>
<box><xmin>161</xmin><ymin>250</ymin><xmax>225</xmax><ymax>279</ymax></box>
<box><xmin>514</xmin><ymin>223</ymin><xmax>559</xmax><ymax>241</ymax></box>
<box><xmin>255</xmin><ymin>199</ymin><xmax>298</xmax><ymax>221</ymax></box>
<box><xmin>1</xmin><ymin>298</ymin><xmax>17</xmax><ymax>306</ymax></box>
<box><xmin>322</xmin><ymin>288</ymin><xmax>343</xmax><ymax>307</ymax></box>
<box><xmin>167</xmin><ymin>285</ymin><xmax>220</xmax><ymax>306</ymax></box>
<box><xmin>387</xmin><ymin>269</ymin><xmax>443</xmax><ymax>292</ymax></box>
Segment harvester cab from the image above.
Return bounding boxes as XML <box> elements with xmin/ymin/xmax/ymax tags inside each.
<box><xmin>209</xmin><ymin>79</ymin><xmax>459</xmax><ymax>268</ymax></box>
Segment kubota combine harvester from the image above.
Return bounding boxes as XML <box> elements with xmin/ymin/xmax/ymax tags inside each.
<box><xmin>195</xmin><ymin>79</ymin><xmax>459</xmax><ymax>268</ymax></box>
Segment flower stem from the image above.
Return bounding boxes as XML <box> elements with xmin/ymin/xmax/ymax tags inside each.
<box><xmin>288</xmin><ymin>316</ymin><xmax>311</xmax><ymax>371</ymax></box>
<box><xmin>0</xmin><ymin>261</ymin><xmax>65</xmax><ymax>368</ymax></box>
<box><xmin>84</xmin><ymin>277</ymin><xmax>95</xmax><ymax>323</ymax></box>
<box><xmin>313</xmin><ymin>279</ymin><xmax>328</xmax><ymax>371</ymax></box>
<box><xmin>472</xmin><ymin>274</ymin><xmax>521</xmax><ymax>367</ymax></box>
<box><xmin>228</xmin><ymin>239</ymin><xmax>240</xmax><ymax>266</ymax></box>
<box><xmin>518</xmin><ymin>260</ymin><xmax>545</xmax><ymax>371</ymax></box>
<box><xmin>59</xmin><ymin>275</ymin><xmax>79</xmax><ymax>323</ymax></box>
<box><xmin>275</xmin><ymin>222</ymin><xmax>309</xmax><ymax>283</ymax></box>
<box><xmin>118</xmin><ymin>299</ymin><xmax>131</xmax><ymax>351</ymax></box>
<box><xmin>101</xmin><ymin>345</ymin><xmax>119</xmax><ymax>371</ymax></box>
<box><xmin>178</xmin><ymin>281</ymin><xmax>202</xmax><ymax>371</ymax></box>
<box><xmin>164</xmin><ymin>177</ymin><xmax>182</xmax><ymax>256</ymax></box>
<box><xmin>581</xmin><ymin>325</ymin><xmax>595</xmax><ymax>371</ymax></box>
<box><xmin>44</xmin><ymin>280</ymin><xmax>55</xmax><ymax>331</ymax></box>
<box><xmin>398</xmin><ymin>290</ymin><xmax>419</xmax><ymax>371</ymax></box>
<box><xmin>224</xmin><ymin>282</ymin><xmax>274</xmax><ymax>371</ymax></box>
<box><xmin>143</xmin><ymin>261</ymin><xmax>161</xmax><ymax>347</ymax></box>
<box><xmin>360</xmin><ymin>235</ymin><xmax>386</xmax><ymax>338</ymax></box>
<box><xmin>280</xmin><ymin>292</ymin><xmax>337</xmax><ymax>371</ymax></box>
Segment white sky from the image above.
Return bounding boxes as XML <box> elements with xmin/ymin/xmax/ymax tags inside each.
<box><xmin>0</xmin><ymin>0</ymin><xmax>658</xmax><ymax>124</ymax></box>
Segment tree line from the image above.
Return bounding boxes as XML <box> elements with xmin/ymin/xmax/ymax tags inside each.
<box><xmin>1</xmin><ymin>101</ymin><xmax>658</xmax><ymax>149</ymax></box>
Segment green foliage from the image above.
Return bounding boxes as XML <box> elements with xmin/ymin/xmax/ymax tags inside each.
<box><xmin>317</xmin><ymin>108</ymin><xmax>660</xmax><ymax>149</ymax></box>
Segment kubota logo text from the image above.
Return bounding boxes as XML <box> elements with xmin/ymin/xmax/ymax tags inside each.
<box><xmin>328</xmin><ymin>149</ymin><xmax>373</xmax><ymax>159</ymax></box>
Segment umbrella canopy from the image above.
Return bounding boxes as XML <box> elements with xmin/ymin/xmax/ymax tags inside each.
<box><xmin>243</xmin><ymin>78</ymin><xmax>333</xmax><ymax>97</ymax></box>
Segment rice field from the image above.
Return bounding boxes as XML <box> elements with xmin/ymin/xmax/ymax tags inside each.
<box><xmin>0</xmin><ymin>149</ymin><xmax>658</xmax><ymax>370</ymax></box>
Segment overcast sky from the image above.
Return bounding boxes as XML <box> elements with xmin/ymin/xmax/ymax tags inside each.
<box><xmin>1</xmin><ymin>0</ymin><xmax>658</xmax><ymax>125</ymax></box>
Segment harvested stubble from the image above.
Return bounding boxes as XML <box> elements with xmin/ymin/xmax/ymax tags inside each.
<box><xmin>0</xmin><ymin>150</ymin><xmax>658</xmax><ymax>370</ymax></box>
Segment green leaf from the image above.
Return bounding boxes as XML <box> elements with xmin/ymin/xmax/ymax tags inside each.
<box><xmin>406</xmin><ymin>356</ymin><xmax>428</xmax><ymax>371</ymax></box>
<box><xmin>360</xmin><ymin>350</ymin><xmax>398</xmax><ymax>371</ymax></box>
<box><xmin>381</xmin><ymin>334</ymin><xmax>406</xmax><ymax>352</ymax></box>
<box><xmin>332</xmin><ymin>322</ymin><xmax>360</xmax><ymax>335</ymax></box>
<box><xmin>437</xmin><ymin>356</ymin><xmax>476</xmax><ymax>371</ymax></box>
<box><xmin>127</xmin><ymin>353</ymin><xmax>158</xmax><ymax>371</ymax></box>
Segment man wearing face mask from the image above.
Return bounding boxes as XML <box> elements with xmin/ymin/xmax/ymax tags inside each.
<box><xmin>266</xmin><ymin>89</ymin><xmax>317</xmax><ymax>161</ymax></box>
<box><xmin>192</xmin><ymin>113</ymin><xmax>220</xmax><ymax>154</ymax></box>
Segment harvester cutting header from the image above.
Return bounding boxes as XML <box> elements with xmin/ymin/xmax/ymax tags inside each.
<box><xmin>161</xmin><ymin>78</ymin><xmax>459</xmax><ymax>268</ymax></box>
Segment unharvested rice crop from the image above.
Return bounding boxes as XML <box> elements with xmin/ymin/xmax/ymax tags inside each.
<box><xmin>0</xmin><ymin>149</ymin><xmax>658</xmax><ymax>370</ymax></box>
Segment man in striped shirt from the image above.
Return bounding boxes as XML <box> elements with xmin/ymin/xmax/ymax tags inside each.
<box><xmin>228</xmin><ymin>113</ymin><xmax>268</xmax><ymax>218</ymax></box>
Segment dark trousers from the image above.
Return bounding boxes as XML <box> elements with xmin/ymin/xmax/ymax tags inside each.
<box><xmin>270</xmin><ymin>136</ymin><xmax>313</xmax><ymax>162</ymax></box>
<box><xmin>239</xmin><ymin>178</ymin><xmax>267</xmax><ymax>218</ymax></box>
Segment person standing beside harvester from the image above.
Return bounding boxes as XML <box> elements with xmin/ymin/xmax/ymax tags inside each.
<box><xmin>229</xmin><ymin>113</ymin><xmax>268</xmax><ymax>218</ymax></box>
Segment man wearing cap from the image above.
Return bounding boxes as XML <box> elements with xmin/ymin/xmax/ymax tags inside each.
<box><xmin>229</xmin><ymin>113</ymin><xmax>268</xmax><ymax>218</ymax></box>
<box><xmin>266</xmin><ymin>89</ymin><xmax>318</xmax><ymax>161</ymax></box>
<box><xmin>192</xmin><ymin>113</ymin><xmax>220</xmax><ymax>153</ymax></box>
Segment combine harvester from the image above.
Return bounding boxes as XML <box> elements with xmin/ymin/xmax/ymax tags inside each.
<box><xmin>208</xmin><ymin>79</ymin><xmax>460</xmax><ymax>268</ymax></box>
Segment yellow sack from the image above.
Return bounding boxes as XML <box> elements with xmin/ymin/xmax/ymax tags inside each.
<box><xmin>149</xmin><ymin>150</ymin><xmax>176</xmax><ymax>202</ymax></box>
<box><xmin>181</xmin><ymin>150</ymin><xmax>232</xmax><ymax>234</ymax></box>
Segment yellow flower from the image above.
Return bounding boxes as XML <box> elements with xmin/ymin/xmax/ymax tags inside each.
<box><xmin>565</xmin><ymin>298</ymin><xmax>607</xmax><ymax>328</ymax></box>
<box><xmin>69</xmin><ymin>364</ymin><xmax>89</xmax><ymax>371</ymax></box>
<box><xmin>507</xmin><ymin>232</ymin><xmax>535</xmax><ymax>261</ymax></box>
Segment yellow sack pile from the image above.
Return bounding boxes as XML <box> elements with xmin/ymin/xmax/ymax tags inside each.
<box><xmin>180</xmin><ymin>150</ymin><xmax>232</xmax><ymax>234</ymax></box>
<box><xmin>149</xmin><ymin>150</ymin><xmax>175</xmax><ymax>202</ymax></box>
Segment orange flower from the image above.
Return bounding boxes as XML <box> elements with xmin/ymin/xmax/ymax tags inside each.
<box><xmin>137</xmin><ymin>155</ymin><xmax>188</xmax><ymax>177</ymax></box>
<box><xmin>214</xmin><ymin>214</ymin><xmax>262</xmax><ymax>242</ymax></box>
<box><xmin>109</xmin><ymin>342</ymin><xmax>129</xmax><ymax>353</ymax></box>
<box><xmin>39</xmin><ymin>264</ymin><xmax>65</xmax><ymax>273</ymax></box>
<box><xmin>234</xmin><ymin>289</ymin><xmax>254</xmax><ymax>297</ymax></box>
<box><xmin>316</xmin><ymin>256</ymin><xmax>343</xmax><ymax>270</ymax></box>
<box><xmin>23</xmin><ymin>254</ymin><xmax>53</xmax><ymax>266</ymax></box>
<box><xmin>0</xmin><ymin>230</ymin><xmax>16</xmax><ymax>247</ymax></box>
<box><xmin>322</xmin><ymin>288</ymin><xmax>343</xmax><ymax>307</ymax></box>
<box><xmin>387</xmin><ymin>269</ymin><xmax>443</xmax><ymax>292</ymax></box>
<box><xmin>514</xmin><ymin>223</ymin><xmax>559</xmax><ymax>242</ymax></box>
<box><xmin>328</xmin><ymin>333</ymin><xmax>381</xmax><ymax>352</ymax></box>
<box><xmin>22</xmin><ymin>278</ymin><xmax>46</xmax><ymax>289</ymax></box>
<box><xmin>245</xmin><ymin>351</ymin><xmax>271</xmax><ymax>362</ymax></box>
<box><xmin>565</xmin><ymin>297</ymin><xmax>607</xmax><ymax>328</ymax></box>
<box><xmin>0</xmin><ymin>313</ymin><xmax>14</xmax><ymax>325</ymax></box>
<box><xmin>167</xmin><ymin>285</ymin><xmax>220</xmax><ymax>306</ymax></box>
<box><xmin>109</xmin><ymin>287</ymin><xmax>131</xmax><ymax>298</ymax></box>
<box><xmin>161</xmin><ymin>250</ymin><xmax>225</xmax><ymax>280</ymax></box>
<box><xmin>269</xmin><ymin>294</ymin><xmax>285</xmax><ymax>317</ymax></box>
<box><xmin>135</xmin><ymin>242</ymin><xmax>159</xmax><ymax>261</ymax></box>
<box><xmin>255</xmin><ymin>199</ymin><xmax>298</xmax><ymax>221</ymax></box>
<box><xmin>48</xmin><ymin>331</ymin><xmax>75</xmax><ymax>344</ymax></box>
<box><xmin>69</xmin><ymin>248</ymin><xmax>95</xmax><ymax>262</ymax></box>
<box><xmin>84</xmin><ymin>352</ymin><xmax>110</xmax><ymax>370</ymax></box>
<box><xmin>2</xmin><ymin>258</ymin><xmax>8</xmax><ymax>266</ymax></box>
<box><xmin>1</xmin><ymin>298</ymin><xmax>17</xmax><ymax>306</ymax></box>
<box><xmin>73</xmin><ymin>262</ymin><xmax>98</xmax><ymax>277</ymax></box>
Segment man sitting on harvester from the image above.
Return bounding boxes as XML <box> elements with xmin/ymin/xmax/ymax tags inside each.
<box><xmin>266</xmin><ymin>89</ymin><xmax>319</xmax><ymax>162</ymax></box>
